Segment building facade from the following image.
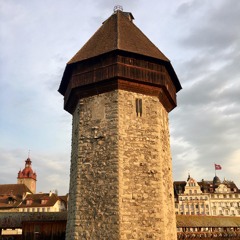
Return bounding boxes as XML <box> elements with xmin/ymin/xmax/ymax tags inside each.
<box><xmin>174</xmin><ymin>175</ymin><xmax>240</xmax><ymax>217</ymax></box>
<box><xmin>0</xmin><ymin>157</ymin><xmax>67</xmax><ymax>213</ymax></box>
<box><xmin>59</xmin><ymin>8</ymin><xmax>181</xmax><ymax>240</ymax></box>
<box><xmin>18</xmin><ymin>191</ymin><xmax>67</xmax><ymax>213</ymax></box>
<box><xmin>0</xmin><ymin>157</ymin><xmax>67</xmax><ymax>237</ymax></box>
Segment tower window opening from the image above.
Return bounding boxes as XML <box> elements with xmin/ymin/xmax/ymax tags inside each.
<box><xmin>136</xmin><ymin>98</ymin><xmax>142</xmax><ymax>117</ymax></box>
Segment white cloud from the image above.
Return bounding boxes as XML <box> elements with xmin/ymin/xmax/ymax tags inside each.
<box><xmin>0</xmin><ymin>0</ymin><xmax>239</xmax><ymax>193</ymax></box>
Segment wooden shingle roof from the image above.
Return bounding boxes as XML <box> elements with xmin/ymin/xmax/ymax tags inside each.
<box><xmin>0</xmin><ymin>213</ymin><xmax>239</xmax><ymax>229</ymax></box>
<box><xmin>177</xmin><ymin>215</ymin><xmax>240</xmax><ymax>228</ymax></box>
<box><xmin>58</xmin><ymin>9</ymin><xmax>182</xmax><ymax>113</ymax></box>
<box><xmin>0</xmin><ymin>212</ymin><xmax>67</xmax><ymax>228</ymax></box>
<box><xmin>68</xmin><ymin>10</ymin><xmax>169</xmax><ymax>64</ymax></box>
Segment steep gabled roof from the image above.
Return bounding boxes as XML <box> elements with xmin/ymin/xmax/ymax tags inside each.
<box><xmin>68</xmin><ymin>10</ymin><xmax>169</xmax><ymax>64</ymax></box>
<box><xmin>0</xmin><ymin>184</ymin><xmax>32</xmax><ymax>197</ymax></box>
<box><xmin>58</xmin><ymin>195</ymin><xmax>68</xmax><ymax>209</ymax></box>
<box><xmin>0</xmin><ymin>184</ymin><xmax>32</xmax><ymax>209</ymax></box>
<box><xmin>21</xmin><ymin>193</ymin><xmax>59</xmax><ymax>208</ymax></box>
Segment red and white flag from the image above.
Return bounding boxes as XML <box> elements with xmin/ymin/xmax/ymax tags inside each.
<box><xmin>215</xmin><ymin>164</ymin><xmax>222</xmax><ymax>170</ymax></box>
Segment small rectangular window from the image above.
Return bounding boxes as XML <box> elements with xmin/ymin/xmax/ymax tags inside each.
<box><xmin>136</xmin><ymin>98</ymin><xmax>142</xmax><ymax>117</ymax></box>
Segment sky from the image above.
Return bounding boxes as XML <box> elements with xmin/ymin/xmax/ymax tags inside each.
<box><xmin>0</xmin><ymin>0</ymin><xmax>239</xmax><ymax>195</ymax></box>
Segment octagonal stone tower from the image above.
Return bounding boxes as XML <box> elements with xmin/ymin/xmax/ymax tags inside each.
<box><xmin>59</xmin><ymin>10</ymin><xmax>181</xmax><ymax>240</ymax></box>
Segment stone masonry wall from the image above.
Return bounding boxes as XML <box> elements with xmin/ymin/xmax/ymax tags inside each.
<box><xmin>66</xmin><ymin>89</ymin><xmax>176</xmax><ymax>240</ymax></box>
<box><xmin>118</xmin><ymin>90</ymin><xmax>176</xmax><ymax>240</ymax></box>
<box><xmin>66</xmin><ymin>91</ymin><xmax>120</xmax><ymax>239</ymax></box>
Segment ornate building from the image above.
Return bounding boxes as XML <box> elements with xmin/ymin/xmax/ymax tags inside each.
<box><xmin>17</xmin><ymin>157</ymin><xmax>37</xmax><ymax>193</ymax></box>
<box><xmin>0</xmin><ymin>157</ymin><xmax>67</xmax><ymax>213</ymax></box>
<box><xmin>0</xmin><ymin>156</ymin><xmax>67</xmax><ymax>237</ymax></box>
<box><xmin>59</xmin><ymin>8</ymin><xmax>181</xmax><ymax>240</ymax></box>
<box><xmin>174</xmin><ymin>175</ymin><xmax>240</xmax><ymax>217</ymax></box>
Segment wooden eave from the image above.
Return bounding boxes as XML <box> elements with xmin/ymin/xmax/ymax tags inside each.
<box><xmin>58</xmin><ymin>11</ymin><xmax>181</xmax><ymax>96</ymax></box>
<box><xmin>59</xmin><ymin>49</ymin><xmax>181</xmax><ymax>96</ymax></box>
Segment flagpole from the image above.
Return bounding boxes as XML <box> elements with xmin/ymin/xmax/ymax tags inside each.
<box><xmin>214</xmin><ymin>163</ymin><xmax>216</xmax><ymax>176</ymax></box>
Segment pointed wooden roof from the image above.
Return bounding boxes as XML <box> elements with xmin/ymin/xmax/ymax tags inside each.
<box><xmin>68</xmin><ymin>10</ymin><xmax>169</xmax><ymax>64</ymax></box>
<box><xmin>59</xmin><ymin>10</ymin><xmax>182</xmax><ymax>113</ymax></box>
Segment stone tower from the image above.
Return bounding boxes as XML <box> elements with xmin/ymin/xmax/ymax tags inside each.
<box><xmin>17</xmin><ymin>157</ymin><xmax>37</xmax><ymax>193</ymax></box>
<box><xmin>59</xmin><ymin>9</ymin><xmax>181</xmax><ymax>240</ymax></box>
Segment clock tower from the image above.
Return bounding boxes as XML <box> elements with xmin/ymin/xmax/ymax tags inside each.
<box><xmin>17</xmin><ymin>157</ymin><xmax>37</xmax><ymax>193</ymax></box>
<box><xmin>59</xmin><ymin>9</ymin><xmax>181</xmax><ymax>239</ymax></box>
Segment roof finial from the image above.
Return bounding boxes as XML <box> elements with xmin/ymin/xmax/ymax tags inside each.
<box><xmin>28</xmin><ymin>149</ymin><xmax>31</xmax><ymax>158</ymax></box>
<box><xmin>114</xmin><ymin>5</ymin><xmax>123</xmax><ymax>13</ymax></box>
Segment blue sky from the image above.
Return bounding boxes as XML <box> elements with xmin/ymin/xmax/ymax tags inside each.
<box><xmin>0</xmin><ymin>0</ymin><xmax>239</xmax><ymax>195</ymax></box>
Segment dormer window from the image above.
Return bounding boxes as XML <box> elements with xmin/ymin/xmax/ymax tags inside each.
<box><xmin>8</xmin><ymin>197</ymin><xmax>16</xmax><ymax>205</ymax></box>
<box><xmin>41</xmin><ymin>199</ymin><xmax>48</xmax><ymax>204</ymax></box>
<box><xmin>26</xmin><ymin>199</ymin><xmax>33</xmax><ymax>205</ymax></box>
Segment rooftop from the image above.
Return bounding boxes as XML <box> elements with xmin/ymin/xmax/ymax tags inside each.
<box><xmin>68</xmin><ymin>10</ymin><xmax>169</xmax><ymax>64</ymax></box>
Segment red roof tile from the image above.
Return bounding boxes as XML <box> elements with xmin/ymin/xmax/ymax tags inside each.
<box><xmin>0</xmin><ymin>184</ymin><xmax>32</xmax><ymax>209</ymax></box>
<box><xmin>21</xmin><ymin>193</ymin><xmax>59</xmax><ymax>208</ymax></box>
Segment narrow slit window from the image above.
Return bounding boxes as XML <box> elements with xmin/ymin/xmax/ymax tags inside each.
<box><xmin>136</xmin><ymin>98</ymin><xmax>142</xmax><ymax>117</ymax></box>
